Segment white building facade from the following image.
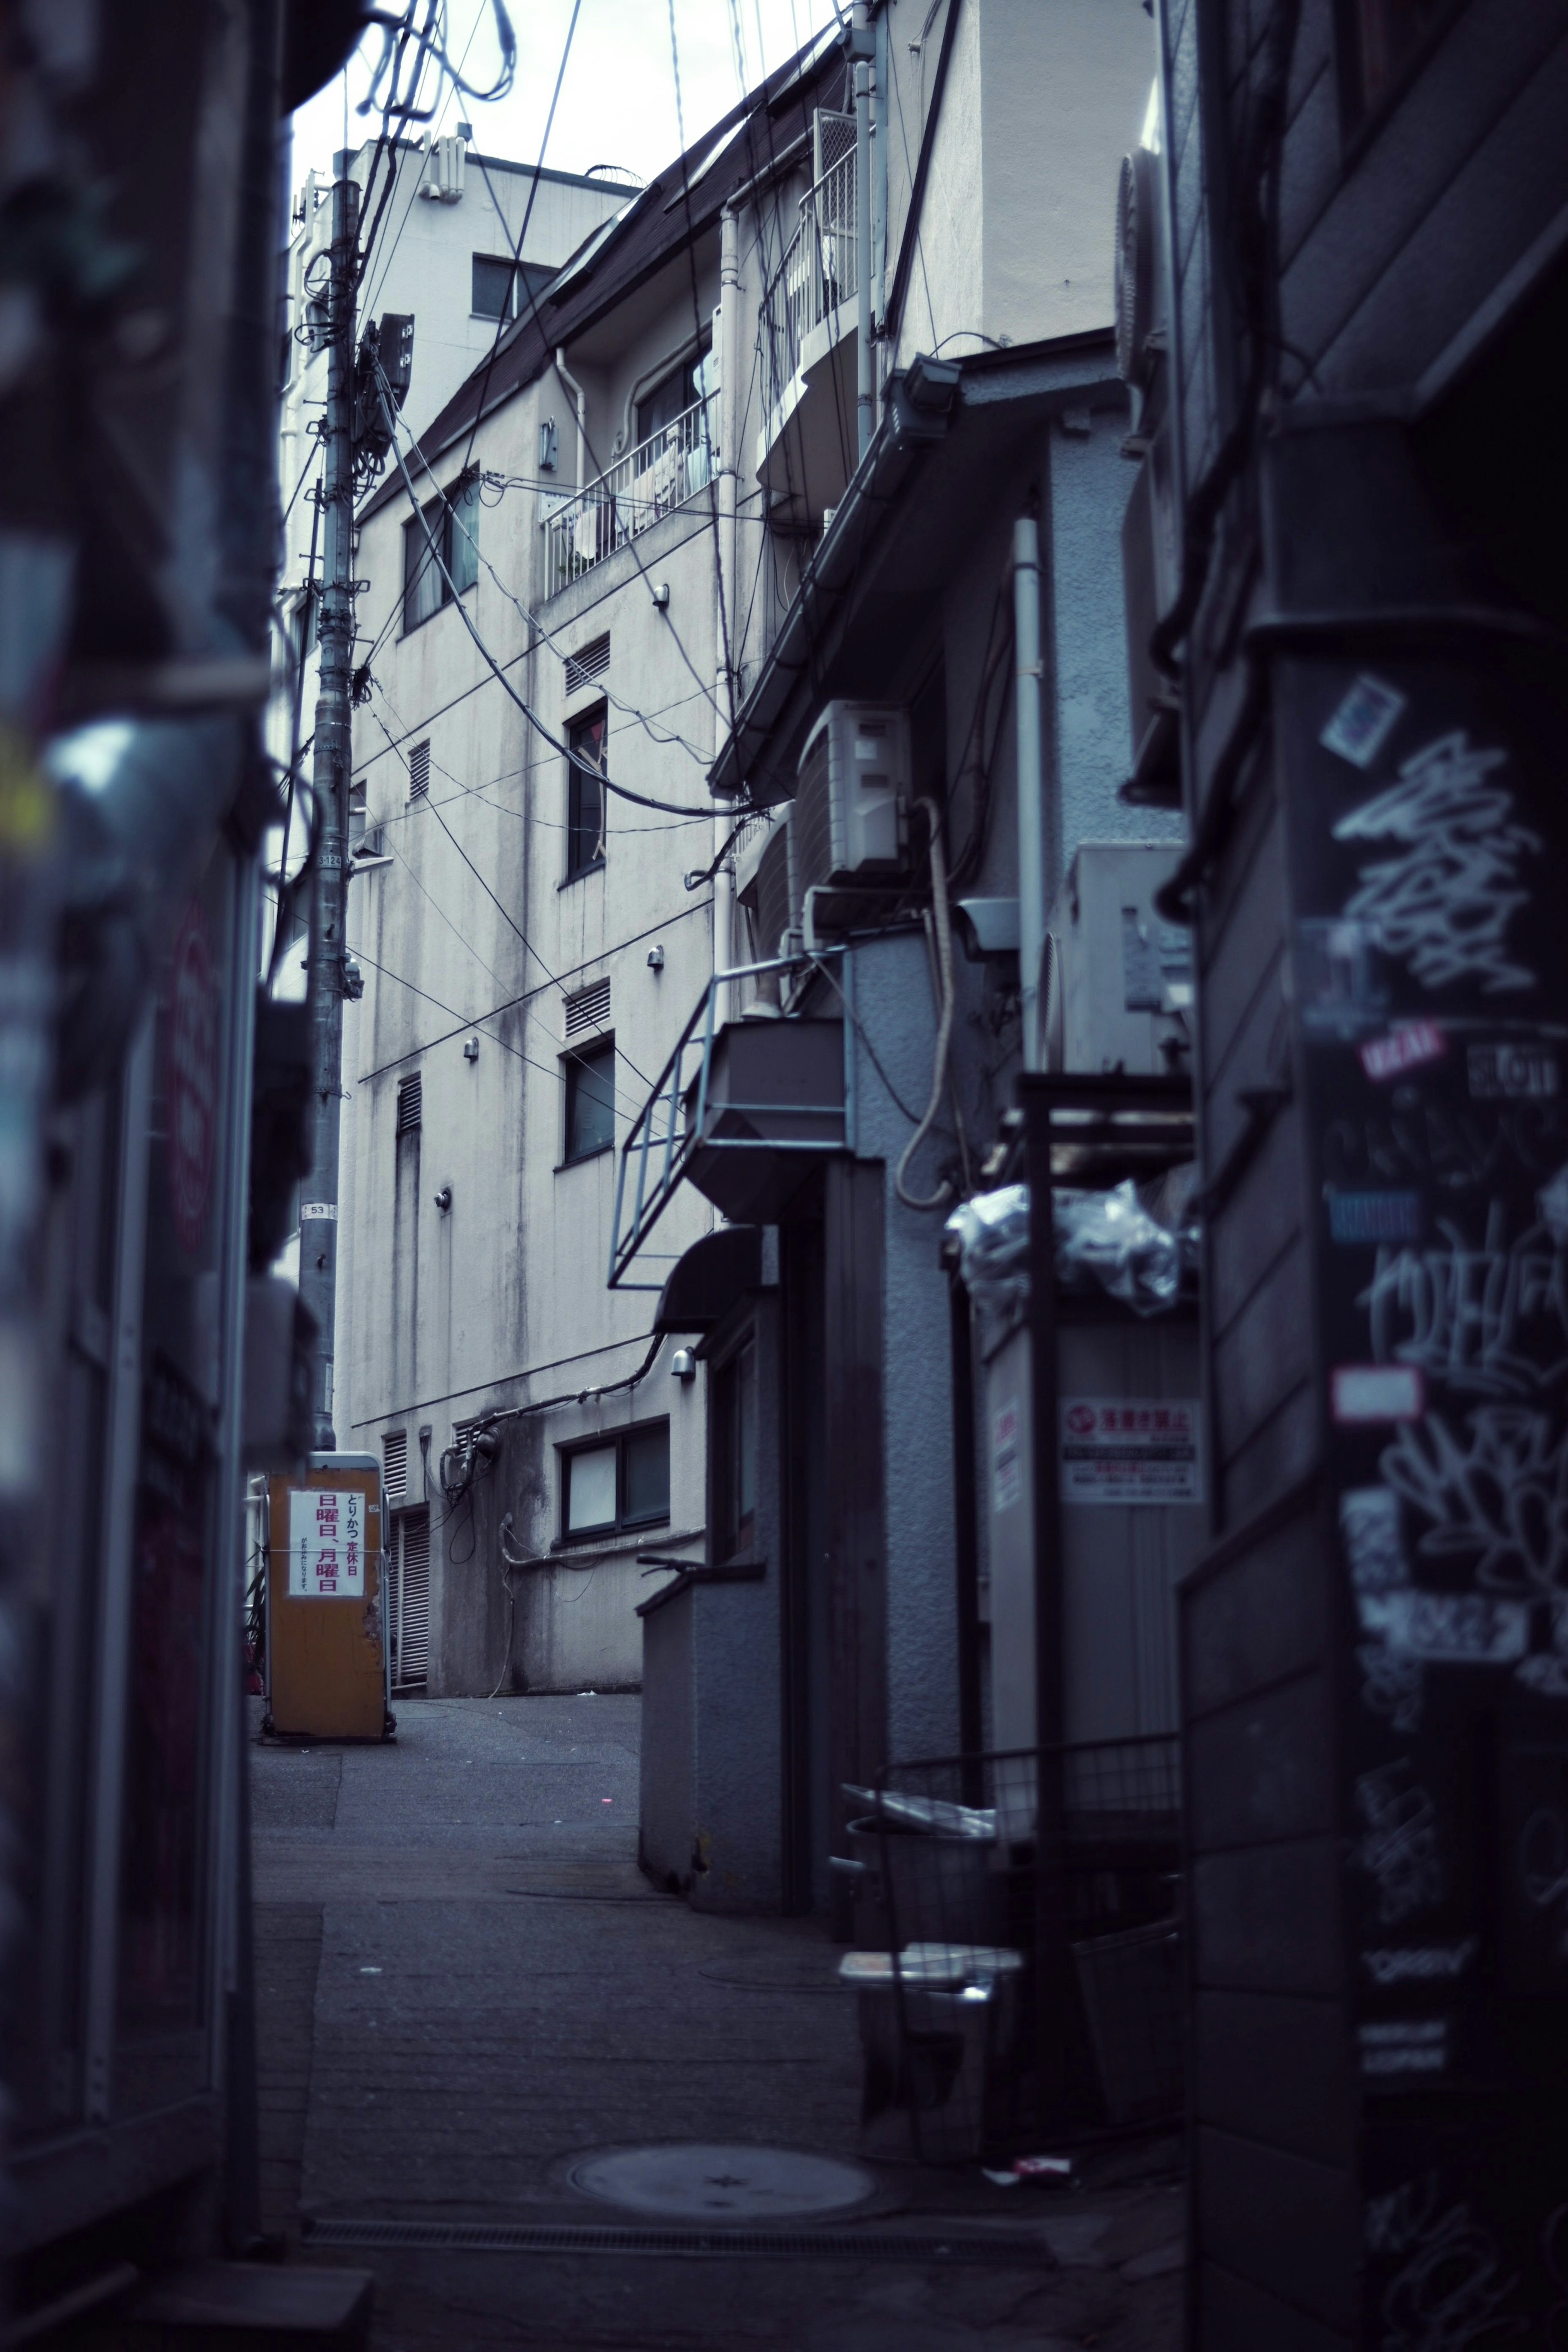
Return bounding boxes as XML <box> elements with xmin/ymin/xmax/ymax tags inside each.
<box><xmin>336</xmin><ymin>0</ymin><xmax>1162</xmax><ymax>1727</ymax></box>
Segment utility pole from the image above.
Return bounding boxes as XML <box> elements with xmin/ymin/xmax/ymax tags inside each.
<box><xmin>299</xmin><ymin>156</ymin><xmax>360</xmax><ymax>1451</ymax></box>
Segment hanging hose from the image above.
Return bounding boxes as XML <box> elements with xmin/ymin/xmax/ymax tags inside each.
<box><xmin>895</xmin><ymin>797</ymin><xmax>958</xmax><ymax>1211</ymax></box>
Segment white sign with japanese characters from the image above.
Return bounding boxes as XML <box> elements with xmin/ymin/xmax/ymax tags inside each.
<box><xmin>288</xmin><ymin>1487</ymin><xmax>365</xmax><ymax>1598</ymax></box>
<box><xmin>1059</xmin><ymin>1398</ymin><xmax>1203</xmax><ymax>1505</ymax></box>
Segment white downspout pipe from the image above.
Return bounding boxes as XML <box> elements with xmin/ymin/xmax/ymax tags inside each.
<box><xmin>712</xmin><ymin>203</ymin><xmax>742</xmax><ymax>1020</ymax></box>
<box><xmin>1013</xmin><ymin>516</ymin><xmax>1047</xmax><ymax>1070</ymax></box>
<box><xmin>853</xmin><ymin>0</ymin><xmax>874</xmax><ymax>462</ymax></box>
<box><xmin>554</xmin><ymin>346</ymin><xmax>586</xmax><ymax>493</ymax></box>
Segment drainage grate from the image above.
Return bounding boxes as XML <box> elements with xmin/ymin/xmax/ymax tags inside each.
<box><xmin>303</xmin><ymin>2217</ymin><xmax>1054</xmax><ymax>2266</ymax></box>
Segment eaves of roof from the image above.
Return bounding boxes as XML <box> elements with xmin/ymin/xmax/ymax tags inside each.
<box><xmin>358</xmin><ymin>33</ymin><xmax>844</xmax><ymax>525</ymax></box>
<box><xmin>707</xmin><ymin>330</ymin><xmax>1125</xmax><ymax>805</ymax></box>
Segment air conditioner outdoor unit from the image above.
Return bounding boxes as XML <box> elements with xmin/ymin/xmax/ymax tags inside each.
<box><xmin>1043</xmin><ymin>842</ymin><xmax>1192</xmax><ymax>1077</ymax></box>
<box><xmin>793</xmin><ymin>701</ymin><xmax>911</xmax><ymax>901</ymax></box>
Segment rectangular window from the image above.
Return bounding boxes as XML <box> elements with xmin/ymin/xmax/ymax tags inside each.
<box><xmin>559</xmin><ymin>1420</ymin><xmax>670</xmax><ymax>1541</ymax></box>
<box><xmin>402</xmin><ymin>476</ymin><xmax>480</xmax><ymax>631</ymax></box>
<box><xmin>714</xmin><ymin>1336</ymin><xmax>757</xmax><ymax>1561</ymax></box>
<box><xmin>565</xmin><ymin>704</ymin><xmax>606</xmax><ymax>878</ymax></box>
<box><xmin>471</xmin><ymin>254</ymin><xmax>556</xmax><ymax>321</ymax></box>
<box><xmin>563</xmin><ymin>1038</ymin><xmax>615</xmax><ymax>1164</ymax></box>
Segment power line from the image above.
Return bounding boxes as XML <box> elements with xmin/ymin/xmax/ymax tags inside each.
<box><xmin>362</xmin><ymin>691</ymin><xmax>660</xmax><ymax>1095</ymax></box>
<box><xmin>377</xmin><ymin>384</ymin><xmax>724</xmax><ymax>819</ymax></box>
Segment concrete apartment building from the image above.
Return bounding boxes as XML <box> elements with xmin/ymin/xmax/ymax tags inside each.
<box><xmin>336</xmin><ymin>0</ymin><xmax>1166</xmax><ymax>1833</ymax></box>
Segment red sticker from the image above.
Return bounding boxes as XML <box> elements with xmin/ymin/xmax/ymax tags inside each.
<box><xmin>1359</xmin><ymin>1021</ymin><xmax>1446</xmax><ymax>1083</ymax></box>
<box><xmin>166</xmin><ymin>902</ymin><xmax>218</xmax><ymax>1255</ymax></box>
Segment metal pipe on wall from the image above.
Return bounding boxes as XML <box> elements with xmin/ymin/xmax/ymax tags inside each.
<box><xmin>554</xmin><ymin>346</ymin><xmax>587</xmax><ymax>494</ymax></box>
<box><xmin>1013</xmin><ymin>516</ymin><xmax>1047</xmax><ymax>1070</ymax></box>
<box><xmin>713</xmin><ymin>203</ymin><xmax>743</xmax><ymax>1014</ymax></box>
<box><xmin>853</xmin><ymin>1</ymin><xmax>875</xmax><ymax>462</ymax></box>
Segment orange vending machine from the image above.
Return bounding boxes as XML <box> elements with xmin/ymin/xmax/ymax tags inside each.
<box><xmin>265</xmin><ymin>1452</ymin><xmax>393</xmax><ymax>1739</ymax></box>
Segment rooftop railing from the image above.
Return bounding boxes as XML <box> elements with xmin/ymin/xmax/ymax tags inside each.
<box><xmin>543</xmin><ymin>394</ymin><xmax>715</xmax><ymax>593</ymax></box>
<box><xmin>759</xmin><ymin>143</ymin><xmax>857</xmax><ymax>425</ymax></box>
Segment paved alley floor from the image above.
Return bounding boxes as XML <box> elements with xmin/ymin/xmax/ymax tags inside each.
<box><xmin>252</xmin><ymin>1695</ymin><xmax>1183</xmax><ymax>2351</ymax></box>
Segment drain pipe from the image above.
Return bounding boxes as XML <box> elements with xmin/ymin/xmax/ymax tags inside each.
<box><xmin>1013</xmin><ymin>516</ymin><xmax>1047</xmax><ymax>1070</ymax></box>
<box><xmin>554</xmin><ymin>347</ymin><xmax>586</xmax><ymax>494</ymax></box>
<box><xmin>712</xmin><ymin>204</ymin><xmax>742</xmax><ymax>1020</ymax></box>
<box><xmin>853</xmin><ymin>1</ymin><xmax>875</xmax><ymax>461</ymax></box>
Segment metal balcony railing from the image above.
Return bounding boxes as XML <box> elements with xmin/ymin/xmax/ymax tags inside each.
<box><xmin>543</xmin><ymin>395</ymin><xmax>716</xmax><ymax>593</ymax></box>
<box><xmin>608</xmin><ymin>949</ymin><xmax>857</xmax><ymax>1292</ymax></box>
<box><xmin>759</xmin><ymin>143</ymin><xmax>857</xmax><ymax>424</ymax></box>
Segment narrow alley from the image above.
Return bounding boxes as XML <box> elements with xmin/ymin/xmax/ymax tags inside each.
<box><xmin>252</xmin><ymin>1698</ymin><xmax>1185</xmax><ymax>2350</ymax></box>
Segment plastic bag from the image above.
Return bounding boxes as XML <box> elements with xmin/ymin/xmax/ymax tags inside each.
<box><xmin>947</xmin><ymin>1169</ymin><xmax>1198</xmax><ymax>1329</ymax></box>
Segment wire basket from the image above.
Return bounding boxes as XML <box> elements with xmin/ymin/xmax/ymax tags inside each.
<box><xmin>863</xmin><ymin>1738</ymin><xmax>1183</xmax><ymax>2160</ymax></box>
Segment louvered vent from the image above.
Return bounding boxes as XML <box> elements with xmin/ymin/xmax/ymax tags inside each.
<box><xmin>383</xmin><ymin>1430</ymin><xmax>408</xmax><ymax>1505</ymax></box>
<box><xmin>564</xmin><ymin>976</ymin><xmax>611</xmax><ymax>1037</ymax></box>
<box><xmin>397</xmin><ymin>1072</ymin><xmax>423</xmax><ymax>1134</ymax></box>
<box><xmin>564</xmin><ymin>634</ymin><xmax>610</xmax><ymax>695</ymax></box>
<box><xmin>792</xmin><ymin>728</ymin><xmax>834</xmax><ymax>919</ymax></box>
<box><xmin>753</xmin><ymin>821</ymin><xmax>793</xmax><ymax>960</ymax></box>
<box><xmin>390</xmin><ymin>1508</ymin><xmax>430</xmax><ymax>1689</ymax></box>
<box><xmin>408</xmin><ymin>740</ymin><xmax>430</xmax><ymax>799</ymax></box>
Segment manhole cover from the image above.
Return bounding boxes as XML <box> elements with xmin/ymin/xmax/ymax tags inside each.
<box><xmin>697</xmin><ymin>1957</ymin><xmax>843</xmax><ymax>1994</ymax></box>
<box><xmin>570</xmin><ymin>2145</ymin><xmax>875</xmax><ymax>2220</ymax></box>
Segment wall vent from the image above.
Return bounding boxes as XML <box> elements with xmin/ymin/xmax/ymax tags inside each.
<box><xmin>564</xmin><ymin>634</ymin><xmax>610</xmax><ymax>696</ymax></box>
<box><xmin>389</xmin><ymin>1508</ymin><xmax>430</xmax><ymax>1689</ymax></box>
<box><xmin>408</xmin><ymin>739</ymin><xmax>430</xmax><ymax>799</ymax></box>
<box><xmin>397</xmin><ymin>1072</ymin><xmax>423</xmax><ymax>1134</ymax></box>
<box><xmin>564</xmin><ymin>976</ymin><xmax>611</xmax><ymax>1037</ymax></box>
<box><xmin>383</xmin><ymin>1430</ymin><xmax>408</xmax><ymax>1505</ymax></box>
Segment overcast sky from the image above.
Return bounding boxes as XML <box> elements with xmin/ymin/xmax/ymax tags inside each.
<box><xmin>290</xmin><ymin>0</ymin><xmax>844</xmax><ymax>194</ymax></box>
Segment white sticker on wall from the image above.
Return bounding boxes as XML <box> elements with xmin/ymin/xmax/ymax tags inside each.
<box><xmin>1320</xmin><ymin>674</ymin><xmax>1407</xmax><ymax>769</ymax></box>
<box><xmin>289</xmin><ymin>1486</ymin><xmax>365</xmax><ymax>1599</ymax></box>
<box><xmin>1059</xmin><ymin>1398</ymin><xmax>1203</xmax><ymax>1505</ymax></box>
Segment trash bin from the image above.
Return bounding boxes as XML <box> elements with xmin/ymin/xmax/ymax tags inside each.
<box><xmin>840</xmin><ymin>1946</ymin><xmax>1022</xmax><ymax>2164</ymax></box>
<box><xmin>842</xmin><ymin>1808</ymin><xmax>1004</xmax><ymax>1955</ymax></box>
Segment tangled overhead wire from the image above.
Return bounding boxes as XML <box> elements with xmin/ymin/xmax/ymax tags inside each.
<box><xmin>360</xmin><ymin>0</ymin><xmax>517</xmax><ymax>121</ymax></box>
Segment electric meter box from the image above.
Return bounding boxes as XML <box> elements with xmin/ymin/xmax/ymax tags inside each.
<box><xmin>266</xmin><ymin>1451</ymin><xmax>392</xmax><ymax>1739</ymax></box>
<box><xmin>794</xmin><ymin>701</ymin><xmax>912</xmax><ymax>883</ymax></box>
<box><xmin>1043</xmin><ymin>842</ymin><xmax>1192</xmax><ymax>1075</ymax></box>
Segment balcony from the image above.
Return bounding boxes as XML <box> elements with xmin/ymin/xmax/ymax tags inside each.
<box><xmin>756</xmin><ymin>142</ymin><xmax>859</xmax><ymax>513</ymax></box>
<box><xmin>543</xmin><ymin>395</ymin><xmax>715</xmax><ymax>594</ymax></box>
<box><xmin>608</xmin><ymin>952</ymin><xmax>857</xmax><ymax>1291</ymax></box>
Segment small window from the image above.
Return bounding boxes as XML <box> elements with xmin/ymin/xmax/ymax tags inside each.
<box><xmin>714</xmin><ymin>1336</ymin><xmax>757</xmax><ymax>1561</ymax></box>
<box><xmin>565</xmin><ymin>704</ymin><xmax>606</xmax><ymax>879</ymax></box>
<box><xmin>563</xmin><ymin>1038</ymin><xmax>615</xmax><ymax>1164</ymax></box>
<box><xmin>471</xmin><ymin>254</ymin><xmax>556</xmax><ymax>322</ymax></box>
<box><xmin>402</xmin><ymin>476</ymin><xmax>480</xmax><ymax>631</ymax></box>
<box><xmin>559</xmin><ymin>1420</ymin><xmax>670</xmax><ymax>1541</ymax></box>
